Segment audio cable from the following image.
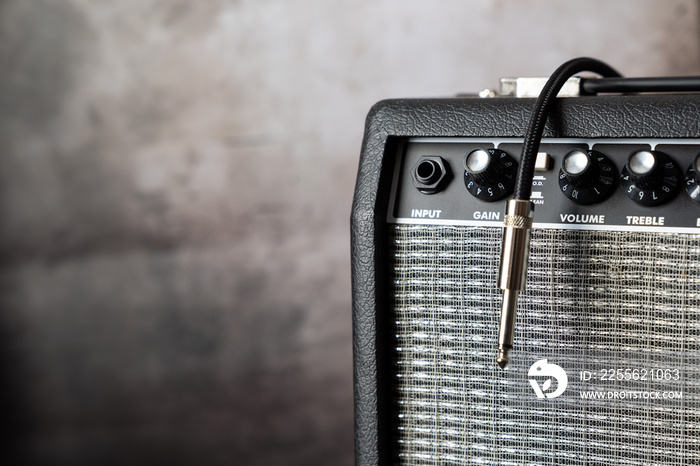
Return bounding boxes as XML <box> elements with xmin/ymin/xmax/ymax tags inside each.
<box><xmin>496</xmin><ymin>57</ymin><xmax>621</xmax><ymax>369</ymax></box>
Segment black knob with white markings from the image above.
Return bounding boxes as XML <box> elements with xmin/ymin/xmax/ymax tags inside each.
<box><xmin>685</xmin><ymin>154</ymin><xmax>700</xmax><ymax>204</ymax></box>
<box><xmin>558</xmin><ymin>149</ymin><xmax>617</xmax><ymax>205</ymax></box>
<box><xmin>463</xmin><ymin>148</ymin><xmax>517</xmax><ymax>201</ymax></box>
<box><xmin>620</xmin><ymin>150</ymin><xmax>681</xmax><ymax>206</ymax></box>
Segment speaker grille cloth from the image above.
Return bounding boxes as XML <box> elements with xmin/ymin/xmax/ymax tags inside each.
<box><xmin>391</xmin><ymin>224</ymin><xmax>700</xmax><ymax>465</ymax></box>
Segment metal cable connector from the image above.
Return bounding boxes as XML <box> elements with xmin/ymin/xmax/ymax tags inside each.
<box><xmin>497</xmin><ymin>199</ymin><xmax>534</xmax><ymax>369</ymax></box>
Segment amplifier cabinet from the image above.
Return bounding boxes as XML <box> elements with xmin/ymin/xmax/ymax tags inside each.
<box><xmin>351</xmin><ymin>95</ymin><xmax>700</xmax><ymax>465</ymax></box>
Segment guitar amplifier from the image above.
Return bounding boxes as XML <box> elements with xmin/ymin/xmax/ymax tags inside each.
<box><xmin>351</xmin><ymin>94</ymin><xmax>700</xmax><ymax>465</ymax></box>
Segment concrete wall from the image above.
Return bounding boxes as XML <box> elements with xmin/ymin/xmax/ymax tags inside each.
<box><xmin>0</xmin><ymin>0</ymin><xmax>698</xmax><ymax>464</ymax></box>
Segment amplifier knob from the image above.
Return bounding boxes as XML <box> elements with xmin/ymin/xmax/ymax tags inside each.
<box><xmin>463</xmin><ymin>148</ymin><xmax>517</xmax><ymax>201</ymax></box>
<box><xmin>685</xmin><ymin>154</ymin><xmax>700</xmax><ymax>204</ymax></box>
<box><xmin>620</xmin><ymin>150</ymin><xmax>681</xmax><ymax>206</ymax></box>
<box><xmin>558</xmin><ymin>149</ymin><xmax>617</xmax><ymax>205</ymax></box>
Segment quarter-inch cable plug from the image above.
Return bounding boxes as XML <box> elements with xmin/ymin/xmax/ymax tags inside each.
<box><xmin>496</xmin><ymin>199</ymin><xmax>534</xmax><ymax>369</ymax></box>
<box><xmin>494</xmin><ymin>58</ymin><xmax>621</xmax><ymax>369</ymax></box>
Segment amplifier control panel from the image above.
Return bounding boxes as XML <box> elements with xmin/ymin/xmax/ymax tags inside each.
<box><xmin>389</xmin><ymin>138</ymin><xmax>700</xmax><ymax>231</ymax></box>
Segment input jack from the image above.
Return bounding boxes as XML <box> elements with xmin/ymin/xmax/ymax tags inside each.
<box><xmin>411</xmin><ymin>156</ymin><xmax>451</xmax><ymax>194</ymax></box>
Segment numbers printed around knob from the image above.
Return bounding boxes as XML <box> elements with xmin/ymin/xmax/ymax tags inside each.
<box><xmin>685</xmin><ymin>154</ymin><xmax>700</xmax><ymax>204</ymax></box>
<box><xmin>620</xmin><ymin>150</ymin><xmax>681</xmax><ymax>206</ymax></box>
<box><xmin>558</xmin><ymin>149</ymin><xmax>617</xmax><ymax>205</ymax></box>
<box><xmin>463</xmin><ymin>148</ymin><xmax>517</xmax><ymax>201</ymax></box>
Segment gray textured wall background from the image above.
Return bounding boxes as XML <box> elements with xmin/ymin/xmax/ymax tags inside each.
<box><xmin>0</xmin><ymin>1</ymin><xmax>699</xmax><ymax>465</ymax></box>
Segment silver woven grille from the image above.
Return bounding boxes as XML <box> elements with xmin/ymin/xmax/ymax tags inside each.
<box><xmin>391</xmin><ymin>224</ymin><xmax>700</xmax><ymax>465</ymax></box>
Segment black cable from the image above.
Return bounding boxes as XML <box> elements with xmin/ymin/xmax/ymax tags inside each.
<box><xmin>514</xmin><ymin>57</ymin><xmax>621</xmax><ymax>200</ymax></box>
<box><xmin>581</xmin><ymin>76</ymin><xmax>700</xmax><ymax>94</ymax></box>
